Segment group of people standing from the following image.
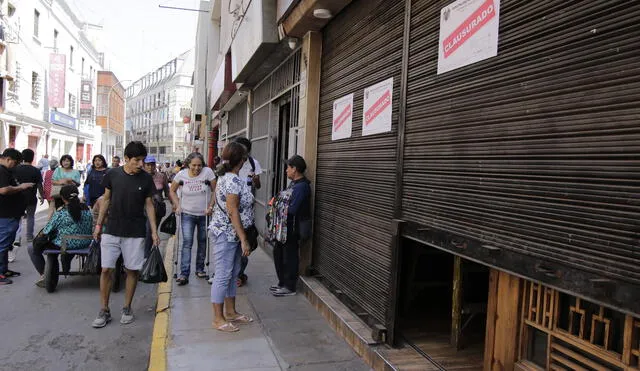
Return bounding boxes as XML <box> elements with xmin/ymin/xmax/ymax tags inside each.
<box><xmin>0</xmin><ymin>137</ymin><xmax>311</xmax><ymax>334</ymax></box>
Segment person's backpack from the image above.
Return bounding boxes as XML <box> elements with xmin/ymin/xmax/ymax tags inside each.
<box><xmin>248</xmin><ymin>156</ymin><xmax>256</xmax><ymax>173</ymax></box>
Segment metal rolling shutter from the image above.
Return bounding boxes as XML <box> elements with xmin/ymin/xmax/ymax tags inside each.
<box><xmin>314</xmin><ymin>0</ymin><xmax>404</xmax><ymax>324</ymax></box>
<box><xmin>403</xmin><ymin>1</ymin><xmax>640</xmax><ymax>296</ymax></box>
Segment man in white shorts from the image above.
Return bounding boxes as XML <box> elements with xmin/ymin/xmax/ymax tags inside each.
<box><xmin>92</xmin><ymin>141</ymin><xmax>159</xmax><ymax>328</ymax></box>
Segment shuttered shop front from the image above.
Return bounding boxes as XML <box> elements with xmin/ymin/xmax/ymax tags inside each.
<box><xmin>402</xmin><ymin>0</ymin><xmax>640</xmax><ymax>313</ymax></box>
<box><xmin>313</xmin><ymin>0</ymin><xmax>404</xmax><ymax>323</ymax></box>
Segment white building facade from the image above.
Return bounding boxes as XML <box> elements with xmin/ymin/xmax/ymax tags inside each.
<box><xmin>126</xmin><ymin>49</ymin><xmax>194</xmax><ymax>164</ymax></box>
<box><xmin>0</xmin><ymin>0</ymin><xmax>103</xmax><ymax>163</ymax></box>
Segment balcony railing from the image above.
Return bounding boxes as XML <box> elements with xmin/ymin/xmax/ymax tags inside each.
<box><xmin>0</xmin><ymin>17</ymin><xmax>20</xmax><ymax>44</ymax></box>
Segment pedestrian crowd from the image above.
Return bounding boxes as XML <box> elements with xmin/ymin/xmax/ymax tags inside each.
<box><xmin>0</xmin><ymin>137</ymin><xmax>311</xmax><ymax>333</ymax></box>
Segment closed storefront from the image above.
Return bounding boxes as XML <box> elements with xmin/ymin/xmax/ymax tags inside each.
<box><xmin>306</xmin><ymin>0</ymin><xmax>640</xmax><ymax>368</ymax></box>
<box><xmin>313</xmin><ymin>0</ymin><xmax>404</xmax><ymax>325</ymax></box>
<box><xmin>402</xmin><ymin>0</ymin><xmax>640</xmax><ymax>315</ymax></box>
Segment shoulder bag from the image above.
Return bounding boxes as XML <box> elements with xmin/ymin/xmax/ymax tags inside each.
<box><xmin>216</xmin><ymin>186</ymin><xmax>259</xmax><ymax>251</ymax></box>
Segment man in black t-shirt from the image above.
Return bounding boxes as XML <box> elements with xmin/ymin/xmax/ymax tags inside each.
<box><xmin>12</xmin><ymin>149</ymin><xmax>44</xmax><ymax>246</ymax></box>
<box><xmin>92</xmin><ymin>142</ymin><xmax>159</xmax><ymax>328</ymax></box>
<box><xmin>0</xmin><ymin>149</ymin><xmax>35</xmax><ymax>285</ymax></box>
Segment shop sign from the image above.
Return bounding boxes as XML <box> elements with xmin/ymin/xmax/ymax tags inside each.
<box><xmin>48</xmin><ymin>54</ymin><xmax>66</xmax><ymax>108</ymax></box>
<box><xmin>362</xmin><ymin>77</ymin><xmax>393</xmax><ymax>136</ymax></box>
<box><xmin>437</xmin><ymin>0</ymin><xmax>500</xmax><ymax>74</ymax></box>
<box><xmin>49</xmin><ymin>110</ymin><xmax>76</xmax><ymax>130</ymax></box>
<box><xmin>331</xmin><ymin>93</ymin><xmax>353</xmax><ymax>141</ymax></box>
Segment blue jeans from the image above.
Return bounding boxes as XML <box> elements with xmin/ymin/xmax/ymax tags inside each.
<box><xmin>0</xmin><ymin>218</ymin><xmax>20</xmax><ymax>274</ymax></box>
<box><xmin>210</xmin><ymin>233</ymin><xmax>241</xmax><ymax>304</ymax></box>
<box><xmin>179</xmin><ymin>213</ymin><xmax>207</xmax><ymax>278</ymax></box>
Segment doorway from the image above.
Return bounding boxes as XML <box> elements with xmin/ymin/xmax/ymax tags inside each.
<box><xmin>272</xmin><ymin>100</ymin><xmax>291</xmax><ymax>196</ymax></box>
<box><xmin>398</xmin><ymin>239</ymin><xmax>489</xmax><ymax>370</ymax></box>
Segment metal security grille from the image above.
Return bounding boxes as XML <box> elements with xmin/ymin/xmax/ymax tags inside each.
<box><xmin>403</xmin><ymin>0</ymin><xmax>640</xmax><ymax>312</ymax></box>
<box><xmin>251</xmin><ymin>48</ymin><xmax>303</xmax><ymax>234</ymax></box>
<box><xmin>227</xmin><ymin>100</ymin><xmax>247</xmax><ymax>136</ymax></box>
<box><xmin>313</xmin><ymin>0</ymin><xmax>404</xmax><ymax>325</ymax></box>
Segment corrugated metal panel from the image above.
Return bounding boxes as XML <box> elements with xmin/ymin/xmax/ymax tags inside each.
<box><xmin>314</xmin><ymin>0</ymin><xmax>404</xmax><ymax>324</ymax></box>
<box><xmin>228</xmin><ymin>100</ymin><xmax>247</xmax><ymax>135</ymax></box>
<box><xmin>403</xmin><ymin>0</ymin><xmax>640</xmax><ymax>292</ymax></box>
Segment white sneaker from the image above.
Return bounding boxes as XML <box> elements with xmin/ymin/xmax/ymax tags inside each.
<box><xmin>8</xmin><ymin>250</ymin><xmax>16</xmax><ymax>263</ymax></box>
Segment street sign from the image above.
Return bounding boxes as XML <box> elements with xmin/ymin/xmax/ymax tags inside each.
<box><xmin>332</xmin><ymin>93</ymin><xmax>353</xmax><ymax>141</ymax></box>
<box><xmin>437</xmin><ymin>0</ymin><xmax>501</xmax><ymax>74</ymax></box>
<box><xmin>362</xmin><ymin>77</ymin><xmax>393</xmax><ymax>136</ymax></box>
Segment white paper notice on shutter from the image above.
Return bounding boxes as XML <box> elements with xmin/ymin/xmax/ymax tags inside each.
<box><xmin>437</xmin><ymin>0</ymin><xmax>500</xmax><ymax>75</ymax></box>
<box><xmin>332</xmin><ymin>93</ymin><xmax>353</xmax><ymax>141</ymax></box>
<box><xmin>362</xmin><ymin>77</ymin><xmax>393</xmax><ymax>136</ymax></box>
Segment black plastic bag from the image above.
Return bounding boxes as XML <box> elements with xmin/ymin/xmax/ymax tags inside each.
<box><xmin>83</xmin><ymin>239</ymin><xmax>101</xmax><ymax>274</ymax></box>
<box><xmin>159</xmin><ymin>212</ymin><xmax>176</xmax><ymax>235</ymax></box>
<box><xmin>139</xmin><ymin>245</ymin><xmax>168</xmax><ymax>283</ymax></box>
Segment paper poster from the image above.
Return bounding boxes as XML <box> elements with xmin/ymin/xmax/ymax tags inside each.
<box><xmin>362</xmin><ymin>77</ymin><xmax>393</xmax><ymax>136</ymax></box>
<box><xmin>437</xmin><ymin>0</ymin><xmax>501</xmax><ymax>74</ymax></box>
<box><xmin>332</xmin><ymin>93</ymin><xmax>353</xmax><ymax>141</ymax></box>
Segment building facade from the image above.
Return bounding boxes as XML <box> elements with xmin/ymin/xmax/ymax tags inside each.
<box><xmin>194</xmin><ymin>1</ymin><xmax>640</xmax><ymax>370</ymax></box>
<box><xmin>0</xmin><ymin>0</ymin><xmax>103</xmax><ymax>163</ymax></box>
<box><xmin>125</xmin><ymin>50</ymin><xmax>194</xmax><ymax>164</ymax></box>
<box><xmin>96</xmin><ymin>71</ymin><xmax>124</xmax><ymax>157</ymax></box>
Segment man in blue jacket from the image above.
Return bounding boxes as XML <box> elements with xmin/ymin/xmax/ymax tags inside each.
<box><xmin>272</xmin><ymin>155</ymin><xmax>311</xmax><ymax>297</ymax></box>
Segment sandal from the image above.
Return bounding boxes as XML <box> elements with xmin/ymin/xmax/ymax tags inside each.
<box><xmin>4</xmin><ymin>270</ymin><xmax>20</xmax><ymax>277</ymax></box>
<box><xmin>176</xmin><ymin>277</ymin><xmax>189</xmax><ymax>286</ymax></box>
<box><xmin>195</xmin><ymin>271</ymin><xmax>208</xmax><ymax>279</ymax></box>
<box><xmin>227</xmin><ymin>314</ymin><xmax>253</xmax><ymax>324</ymax></box>
<box><xmin>214</xmin><ymin>322</ymin><xmax>239</xmax><ymax>333</ymax></box>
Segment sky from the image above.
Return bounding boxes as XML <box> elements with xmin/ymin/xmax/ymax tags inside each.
<box><xmin>67</xmin><ymin>0</ymin><xmax>201</xmax><ymax>86</ymax></box>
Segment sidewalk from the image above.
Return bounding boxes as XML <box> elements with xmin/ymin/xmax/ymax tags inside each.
<box><xmin>161</xmin><ymin>239</ymin><xmax>371</xmax><ymax>371</ymax></box>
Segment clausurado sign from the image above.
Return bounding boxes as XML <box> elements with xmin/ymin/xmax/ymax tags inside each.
<box><xmin>332</xmin><ymin>93</ymin><xmax>353</xmax><ymax>141</ymax></box>
<box><xmin>437</xmin><ymin>0</ymin><xmax>501</xmax><ymax>74</ymax></box>
<box><xmin>362</xmin><ymin>77</ymin><xmax>393</xmax><ymax>136</ymax></box>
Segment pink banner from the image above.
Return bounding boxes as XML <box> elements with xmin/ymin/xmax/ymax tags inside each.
<box><xmin>48</xmin><ymin>54</ymin><xmax>66</xmax><ymax>108</ymax></box>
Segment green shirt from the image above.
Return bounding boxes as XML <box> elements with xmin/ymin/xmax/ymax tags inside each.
<box><xmin>43</xmin><ymin>207</ymin><xmax>93</xmax><ymax>249</ymax></box>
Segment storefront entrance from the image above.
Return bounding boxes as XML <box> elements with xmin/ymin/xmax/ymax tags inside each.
<box><xmin>398</xmin><ymin>239</ymin><xmax>488</xmax><ymax>370</ymax></box>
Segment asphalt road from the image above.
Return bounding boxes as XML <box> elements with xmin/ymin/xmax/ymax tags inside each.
<box><xmin>0</xmin><ymin>204</ymin><xmax>158</xmax><ymax>371</ymax></box>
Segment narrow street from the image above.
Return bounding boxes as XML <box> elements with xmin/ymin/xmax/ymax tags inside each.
<box><xmin>0</xmin><ymin>205</ymin><xmax>157</xmax><ymax>371</ymax></box>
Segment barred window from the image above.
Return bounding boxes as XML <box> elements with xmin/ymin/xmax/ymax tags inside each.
<box><xmin>31</xmin><ymin>71</ymin><xmax>40</xmax><ymax>103</ymax></box>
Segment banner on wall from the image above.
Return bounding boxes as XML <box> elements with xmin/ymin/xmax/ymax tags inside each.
<box><xmin>362</xmin><ymin>77</ymin><xmax>393</xmax><ymax>136</ymax></box>
<box><xmin>80</xmin><ymin>79</ymin><xmax>93</xmax><ymax>119</ymax></box>
<box><xmin>331</xmin><ymin>93</ymin><xmax>353</xmax><ymax>141</ymax></box>
<box><xmin>437</xmin><ymin>0</ymin><xmax>501</xmax><ymax>74</ymax></box>
<box><xmin>48</xmin><ymin>54</ymin><xmax>66</xmax><ymax>108</ymax></box>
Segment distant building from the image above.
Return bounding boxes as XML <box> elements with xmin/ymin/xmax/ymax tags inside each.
<box><xmin>0</xmin><ymin>0</ymin><xmax>103</xmax><ymax>162</ymax></box>
<box><xmin>96</xmin><ymin>71</ymin><xmax>125</xmax><ymax>157</ymax></box>
<box><xmin>125</xmin><ymin>49</ymin><xmax>194</xmax><ymax>164</ymax></box>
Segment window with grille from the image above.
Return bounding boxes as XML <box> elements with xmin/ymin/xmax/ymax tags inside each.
<box><xmin>8</xmin><ymin>62</ymin><xmax>20</xmax><ymax>97</ymax></box>
<box><xmin>33</xmin><ymin>9</ymin><xmax>39</xmax><ymax>38</ymax></box>
<box><xmin>31</xmin><ymin>71</ymin><xmax>40</xmax><ymax>103</ymax></box>
<box><xmin>519</xmin><ymin>281</ymin><xmax>640</xmax><ymax>370</ymax></box>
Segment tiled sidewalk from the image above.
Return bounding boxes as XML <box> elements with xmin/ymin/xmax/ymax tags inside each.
<box><xmin>165</xmin><ymin>245</ymin><xmax>370</xmax><ymax>371</ymax></box>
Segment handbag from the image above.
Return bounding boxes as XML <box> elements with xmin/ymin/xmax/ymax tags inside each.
<box><xmin>33</xmin><ymin>228</ymin><xmax>54</xmax><ymax>250</ymax></box>
<box><xmin>159</xmin><ymin>212</ymin><xmax>177</xmax><ymax>235</ymax></box>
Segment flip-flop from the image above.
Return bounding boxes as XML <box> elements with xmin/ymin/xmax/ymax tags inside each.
<box><xmin>227</xmin><ymin>314</ymin><xmax>253</xmax><ymax>324</ymax></box>
<box><xmin>214</xmin><ymin>322</ymin><xmax>239</xmax><ymax>333</ymax></box>
<box><xmin>195</xmin><ymin>272</ymin><xmax>208</xmax><ymax>279</ymax></box>
<box><xmin>4</xmin><ymin>270</ymin><xmax>20</xmax><ymax>277</ymax></box>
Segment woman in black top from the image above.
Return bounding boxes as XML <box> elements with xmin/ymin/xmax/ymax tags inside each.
<box><xmin>83</xmin><ymin>155</ymin><xmax>108</xmax><ymax>208</ymax></box>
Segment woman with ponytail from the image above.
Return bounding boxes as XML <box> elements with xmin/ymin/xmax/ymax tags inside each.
<box><xmin>28</xmin><ymin>185</ymin><xmax>93</xmax><ymax>287</ymax></box>
<box><xmin>209</xmin><ymin>142</ymin><xmax>255</xmax><ymax>332</ymax></box>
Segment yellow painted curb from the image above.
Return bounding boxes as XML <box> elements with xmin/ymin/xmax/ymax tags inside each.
<box><xmin>148</xmin><ymin>237</ymin><xmax>176</xmax><ymax>371</ymax></box>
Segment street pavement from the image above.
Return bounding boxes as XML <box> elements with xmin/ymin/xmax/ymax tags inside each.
<box><xmin>0</xmin><ymin>203</ymin><xmax>157</xmax><ymax>371</ymax></box>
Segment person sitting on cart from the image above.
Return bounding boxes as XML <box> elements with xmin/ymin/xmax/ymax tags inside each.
<box><xmin>28</xmin><ymin>185</ymin><xmax>93</xmax><ymax>287</ymax></box>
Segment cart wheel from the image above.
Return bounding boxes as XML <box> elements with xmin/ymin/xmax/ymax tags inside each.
<box><xmin>44</xmin><ymin>254</ymin><xmax>60</xmax><ymax>293</ymax></box>
<box><xmin>112</xmin><ymin>256</ymin><xmax>123</xmax><ymax>292</ymax></box>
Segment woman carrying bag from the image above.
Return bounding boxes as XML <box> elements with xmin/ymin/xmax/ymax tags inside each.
<box><xmin>208</xmin><ymin>142</ymin><xmax>255</xmax><ymax>333</ymax></box>
<box><xmin>28</xmin><ymin>185</ymin><xmax>93</xmax><ymax>287</ymax></box>
<box><xmin>169</xmin><ymin>152</ymin><xmax>216</xmax><ymax>285</ymax></box>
